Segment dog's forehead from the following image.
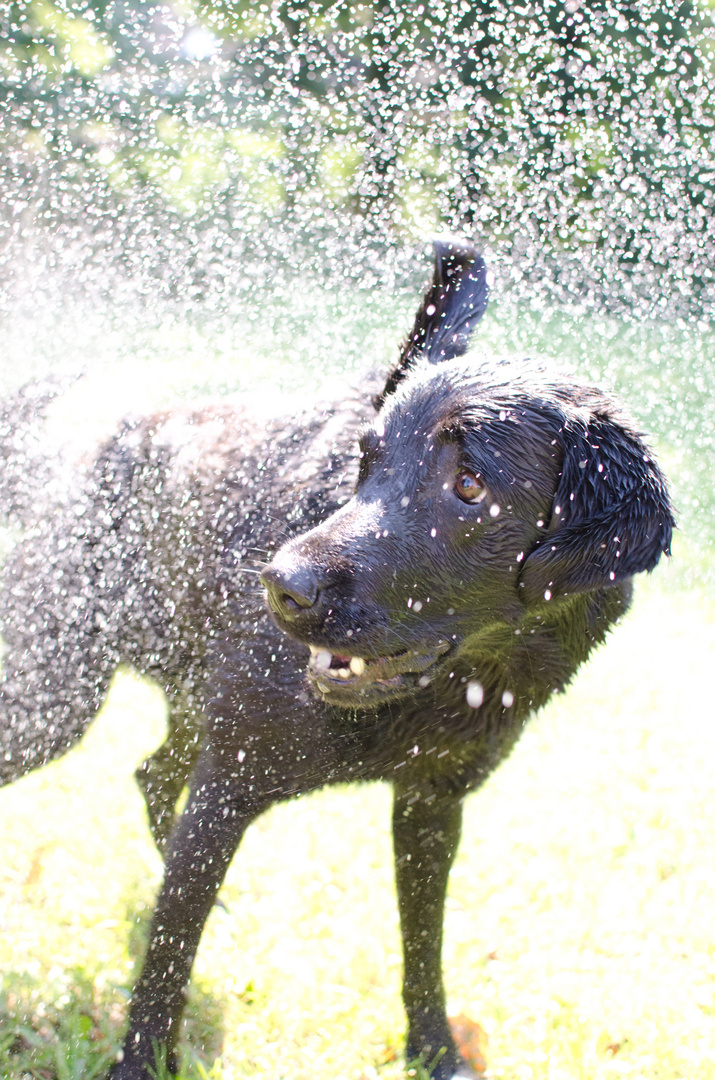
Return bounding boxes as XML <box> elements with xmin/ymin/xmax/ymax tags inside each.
<box><xmin>375</xmin><ymin>359</ymin><xmax>534</xmax><ymax>447</ymax></box>
<box><xmin>364</xmin><ymin>358</ymin><xmax>573</xmax><ymax>492</ymax></box>
<box><xmin>373</xmin><ymin>355</ymin><xmax>612</xmax><ymax>448</ymax></box>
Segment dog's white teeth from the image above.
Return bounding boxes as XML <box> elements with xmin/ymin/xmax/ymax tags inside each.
<box><xmin>312</xmin><ymin>648</ymin><xmax>332</xmax><ymax>671</ymax></box>
<box><xmin>310</xmin><ymin>651</ymin><xmax>367</xmax><ymax>677</ymax></box>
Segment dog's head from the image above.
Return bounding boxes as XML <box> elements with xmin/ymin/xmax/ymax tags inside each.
<box><xmin>262</xmin><ymin>242</ymin><xmax>674</xmax><ymax>710</ymax></box>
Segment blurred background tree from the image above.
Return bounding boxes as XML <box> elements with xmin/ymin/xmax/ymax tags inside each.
<box><xmin>1</xmin><ymin>0</ymin><xmax>713</xmax><ymax>313</ymax></box>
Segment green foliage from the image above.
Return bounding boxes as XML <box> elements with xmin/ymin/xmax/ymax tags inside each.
<box><xmin>147</xmin><ymin>1040</ymin><xmax>172</xmax><ymax>1080</ymax></box>
<box><xmin>1</xmin><ymin>0</ymin><xmax>714</xmax><ymax>310</ymax></box>
<box><xmin>0</xmin><ymin>969</ymin><xmax>118</xmax><ymax>1079</ymax></box>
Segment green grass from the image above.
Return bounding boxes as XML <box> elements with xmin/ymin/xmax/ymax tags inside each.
<box><xmin>1</xmin><ymin>576</ymin><xmax>714</xmax><ymax>1079</ymax></box>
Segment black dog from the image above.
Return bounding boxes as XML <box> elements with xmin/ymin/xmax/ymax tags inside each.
<box><xmin>0</xmin><ymin>242</ymin><xmax>673</xmax><ymax>1079</ymax></box>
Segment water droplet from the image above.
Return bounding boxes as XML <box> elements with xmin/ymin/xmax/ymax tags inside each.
<box><xmin>466</xmin><ymin>681</ymin><xmax>484</xmax><ymax>708</ymax></box>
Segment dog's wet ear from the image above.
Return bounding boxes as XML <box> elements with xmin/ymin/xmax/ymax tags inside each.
<box><xmin>519</xmin><ymin>414</ymin><xmax>674</xmax><ymax>603</ymax></box>
<box><xmin>375</xmin><ymin>239</ymin><xmax>489</xmax><ymax>408</ymax></box>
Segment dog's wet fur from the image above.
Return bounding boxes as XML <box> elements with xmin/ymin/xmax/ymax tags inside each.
<box><xmin>0</xmin><ymin>242</ymin><xmax>673</xmax><ymax>1078</ymax></box>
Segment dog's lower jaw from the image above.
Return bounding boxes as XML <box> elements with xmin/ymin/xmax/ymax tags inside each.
<box><xmin>306</xmin><ymin>641</ymin><xmax>451</xmax><ymax>707</ymax></box>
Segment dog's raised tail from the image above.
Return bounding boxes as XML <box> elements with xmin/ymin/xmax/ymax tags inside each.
<box><xmin>377</xmin><ymin>238</ymin><xmax>489</xmax><ymax>407</ymax></box>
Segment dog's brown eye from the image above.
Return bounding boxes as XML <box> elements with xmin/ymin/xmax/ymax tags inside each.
<box><xmin>455</xmin><ymin>470</ymin><xmax>486</xmax><ymax>503</ymax></box>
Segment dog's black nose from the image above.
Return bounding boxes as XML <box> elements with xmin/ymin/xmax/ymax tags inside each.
<box><xmin>261</xmin><ymin>563</ymin><xmax>324</xmax><ymax>621</ymax></box>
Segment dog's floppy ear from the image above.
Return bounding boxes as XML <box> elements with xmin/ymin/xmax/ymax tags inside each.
<box><xmin>376</xmin><ymin>239</ymin><xmax>489</xmax><ymax>408</ymax></box>
<box><xmin>519</xmin><ymin>413</ymin><xmax>674</xmax><ymax>603</ymax></box>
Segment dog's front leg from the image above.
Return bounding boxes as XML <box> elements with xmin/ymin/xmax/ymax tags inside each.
<box><xmin>111</xmin><ymin>751</ymin><xmax>261</xmax><ymax>1080</ymax></box>
<box><xmin>393</xmin><ymin>781</ymin><xmax>465</xmax><ymax>1080</ymax></box>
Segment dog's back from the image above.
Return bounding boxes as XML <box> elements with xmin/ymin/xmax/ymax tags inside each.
<box><xmin>0</xmin><ymin>384</ymin><xmax>374</xmax><ymax>805</ymax></box>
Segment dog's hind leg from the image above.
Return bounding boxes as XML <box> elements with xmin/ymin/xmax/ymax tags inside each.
<box><xmin>134</xmin><ymin>676</ymin><xmax>204</xmax><ymax>854</ymax></box>
<box><xmin>393</xmin><ymin>781</ymin><xmax>466</xmax><ymax>1080</ymax></box>
<box><xmin>0</xmin><ymin>527</ymin><xmax>117</xmax><ymax>786</ymax></box>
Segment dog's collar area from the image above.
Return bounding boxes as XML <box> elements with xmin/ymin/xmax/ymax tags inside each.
<box><xmin>306</xmin><ymin>641</ymin><xmax>450</xmax><ymax>700</ymax></box>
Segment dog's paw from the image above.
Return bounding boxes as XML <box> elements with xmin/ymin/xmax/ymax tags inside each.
<box><xmin>448</xmin><ymin>1014</ymin><xmax>488</xmax><ymax>1076</ymax></box>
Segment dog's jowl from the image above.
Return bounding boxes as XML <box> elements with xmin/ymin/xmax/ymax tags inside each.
<box><xmin>0</xmin><ymin>241</ymin><xmax>673</xmax><ymax>1079</ymax></box>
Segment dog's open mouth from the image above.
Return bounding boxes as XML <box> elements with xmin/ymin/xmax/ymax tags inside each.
<box><xmin>306</xmin><ymin>642</ymin><xmax>449</xmax><ymax>702</ymax></box>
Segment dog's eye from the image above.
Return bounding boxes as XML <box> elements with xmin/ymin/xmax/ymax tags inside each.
<box><xmin>455</xmin><ymin>470</ymin><xmax>487</xmax><ymax>504</ymax></box>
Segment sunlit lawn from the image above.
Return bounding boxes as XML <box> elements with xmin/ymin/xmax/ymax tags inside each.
<box><xmin>1</xmin><ymin>572</ymin><xmax>714</xmax><ymax>1080</ymax></box>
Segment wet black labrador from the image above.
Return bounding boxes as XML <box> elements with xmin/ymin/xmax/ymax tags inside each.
<box><xmin>0</xmin><ymin>242</ymin><xmax>673</xmax><ymax>1078</ymax></box>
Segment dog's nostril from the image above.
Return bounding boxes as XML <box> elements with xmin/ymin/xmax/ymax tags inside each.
<box><xmin>281</xmin><ymin>590</ymin><xmax>314</xmax><ymax>612</ymax></box>
<box><xmin>261</xmin><ymin>564</ymin><xmax>322</xmax><ymax>618</ymax></box>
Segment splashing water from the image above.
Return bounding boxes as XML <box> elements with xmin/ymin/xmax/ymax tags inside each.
<box><xmin>0</xmin><ymin>0</ymin><xmax>712</xmax><ymax>588</ymax></box>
